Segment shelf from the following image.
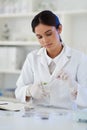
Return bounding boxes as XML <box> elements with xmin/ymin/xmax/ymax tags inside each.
<box><xmin>0</xmin><ymin>10</ymin><xmax>87</xmax><ymax>18</ymax></box>
<box><xmin>0</xmin><ymin>12</ymin><xmax>37</xmax><ymax>18</ymax></box>
<box><xmin>55</xmin><ymin>10</ymin><xmax>87</xmax><ymax>15</ymax></box>
<box><xmin>0</xmin><ymin>41</ymin><xmax>39</xmax><ymax>46</ymax></box>
<box><xmin>0</xmin><ymin>69</ymin><xmax>21</xmax><ymax>74</ymax></box>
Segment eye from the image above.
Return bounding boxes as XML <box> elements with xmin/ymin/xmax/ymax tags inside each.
<box><xmin>46</xmin><ymin>31</ymin><xmax>52</xmax><ymax>36</ymax></box>
<box><xmin>36</xmin><ymin>35</ymin><xmax>42</xmax><ymax>39</ymax></box>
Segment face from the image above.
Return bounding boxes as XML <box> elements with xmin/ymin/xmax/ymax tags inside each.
<box><xmin>35</xmin><ymin>23</ymin><xmax>62</xmax><ymax>52</ymax></box>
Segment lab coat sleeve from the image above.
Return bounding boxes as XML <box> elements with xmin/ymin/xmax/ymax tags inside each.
<box><xmin>15</xmin><ymin>84</ymin><xmax>30</xmax><ymax>102</ymax></box>
<box><xmin>75</xmin><ymin>84</ymin><xmax>87</xmax><ymax>107</ymax></box>
<box><xmin>15</xmin><ymin>54</ymin><xmax>34</xmax><ymax>102</ymax></box>
<box><xmin>75</xmin><ymin>54</ymin><xmax>87</xmax><ymax>107</ymax></box>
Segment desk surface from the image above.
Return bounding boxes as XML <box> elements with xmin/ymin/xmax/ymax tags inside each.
<box><xmin>0</xmin><ymin>108</ymin><xmax>87</xmax><ymax>130</ymax></box>
<box><xmin>0</xmin><ymin>97</ymin><xmax>87</xmax><ymax>130</ymax></box>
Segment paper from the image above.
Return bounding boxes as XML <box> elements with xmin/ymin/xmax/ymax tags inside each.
<box><xmin>0</xmin><ymin>101</ymin><xmax>8</xmax><ymax>105</ymax></box>
<box><xmin>0</xmin><ymin>101</ymin><xmax>24</xmax><ymax>111</ymax></box>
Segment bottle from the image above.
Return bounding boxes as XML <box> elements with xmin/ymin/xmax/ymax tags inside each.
<box><xmin>2</xmin><ymin>23</ymin><xmax>10</xmax><ymax>40</ymax></box>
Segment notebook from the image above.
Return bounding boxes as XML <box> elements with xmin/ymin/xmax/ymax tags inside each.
<box><xmin>0</xmin><ymin>101</ymin><xmax>24</xmax><ymax>111</ymax></box>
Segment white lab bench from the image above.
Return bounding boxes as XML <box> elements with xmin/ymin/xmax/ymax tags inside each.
<box><xmin>0</xmin><ymin>97</ymin><xmax>87</xmax><ymax>130</ymax></box>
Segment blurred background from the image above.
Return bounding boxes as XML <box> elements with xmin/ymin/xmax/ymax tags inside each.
<box><xmin>0</xmin><ymin>0</ymin><xmax>87</xmax><ymax>98</ymax></box>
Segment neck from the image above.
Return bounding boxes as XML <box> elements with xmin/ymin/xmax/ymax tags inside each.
<box><xmin>47</xmin><ymin>43</ymin><xmax>63</xmax><ymax>58</ymax></box>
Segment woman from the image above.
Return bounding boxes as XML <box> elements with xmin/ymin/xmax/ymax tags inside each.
<box><xmin>15</xmin><ymin>10</ymin><xmax>87</xmax><ymax>109</ymax></box>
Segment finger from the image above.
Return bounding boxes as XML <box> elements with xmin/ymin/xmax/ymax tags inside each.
<box><xmin>58</xmin><ymin>72</ymin><xmax>68</xmax><ymax>80</ymax></box>
<box><xmin>62</xmin><ymin>73</ymin><xmax>68</xmax><ymax>80</ymax></box>
<box><xmin>57</xmin><ymin>69</ymin><xmax>66</xmax><ymax>78</ymax></box>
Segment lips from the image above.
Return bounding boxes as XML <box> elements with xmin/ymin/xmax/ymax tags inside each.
<box><xmin>45</xmin><ymin>43</ymin><xmax>52</xmax><ymax>48</ymax></box>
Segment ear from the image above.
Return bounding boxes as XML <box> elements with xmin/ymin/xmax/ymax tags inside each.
<box><xmin>57</xmin><ymin>24</ymin><xmax>62</xmax><ymax>34</ymax></box>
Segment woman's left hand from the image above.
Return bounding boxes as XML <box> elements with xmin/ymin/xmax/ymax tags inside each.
<box><xmin>57</xmin><ymin>70</ymin><xmax>78</xmax><ymax>99</ymax></box>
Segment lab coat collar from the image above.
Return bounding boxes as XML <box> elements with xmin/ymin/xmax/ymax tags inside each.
<box><xmin>37</xmin><ymin>47</ymin><xmax>50</xmax><ymax>74</ymax></box>
<box><xmin>51</xmin><ymin>44</ymin><xmax>72</xmax><ymax>78</ymax></box>
<box><xmin>37</xmin><ymin>47</ymin><xmax>48</xmax><ymax>68</ymax></box>
<box><xmin>37</xmin><ymin>44</ymin><xmax>72</xmax><ymax>79</ymax></box>
<box><xmin>37</xmin><ymin>43</ymin><xmax>71</xmax><ymax>60</ymax></box>
<box><xmin>63</xmin><ymin>43</ymin><xmax>72</xmax><ymax>58</ymax></box>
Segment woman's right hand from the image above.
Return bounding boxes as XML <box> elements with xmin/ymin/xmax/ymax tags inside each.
<box><xmin>26</xmin><ymin>83</ymin><xmax>48</xmax><ymax>99</ymax></box>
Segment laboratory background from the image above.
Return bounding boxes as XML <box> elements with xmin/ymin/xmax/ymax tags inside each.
<box><xmin>0</xmin><ymin>0</ymin><xmax>87</xmax><ymax>98</ymax></box>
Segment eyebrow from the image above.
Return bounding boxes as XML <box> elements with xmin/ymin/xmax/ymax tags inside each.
<box><xmin>36</xmin><ymin>29</ymin><xmax>52</xmax><ymax>36</ymax></box>
<box><xmin>45</xmin><ymin>30</ymin><xmax>52</xmax><ymax>33</ymax></box>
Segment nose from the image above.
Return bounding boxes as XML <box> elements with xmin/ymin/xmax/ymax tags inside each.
<box><xmin>42</xmin><ymin>36</ymin><xmax>49</xmax><ymax>43</ymax></box>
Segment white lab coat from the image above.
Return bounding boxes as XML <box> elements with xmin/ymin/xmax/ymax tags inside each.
<box><xmin>15</xmin><ymin>44</ymin><xmax>87</xmax><ymax>109</ymax></box>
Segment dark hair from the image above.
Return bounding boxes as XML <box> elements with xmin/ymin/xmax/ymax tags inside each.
<box><xmin>31</xmin><ymin>10</ymin><xmax>61</xmax><ymax>33</ymax></box>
